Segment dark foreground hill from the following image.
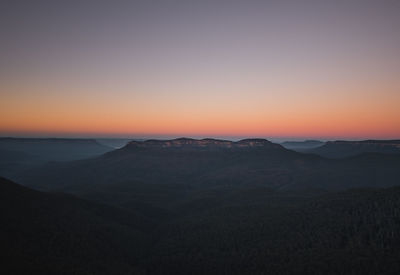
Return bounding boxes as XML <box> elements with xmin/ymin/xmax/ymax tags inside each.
<box><xmin>308</xmin><ymin>140</ymin><xmax>400</xmax><ymax>158</ymax></box>
<box><xmin>0</xmin><ymin>177</ymin><xmax>151</xmax><ymax>275</ymax></box>
<box><xmin>3</xmin><ymin>176</ymin><xmax>400</xmax><ymax>274</ymax></box>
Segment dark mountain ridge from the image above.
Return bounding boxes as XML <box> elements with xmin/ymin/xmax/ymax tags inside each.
<box><xmin>309</xmin><ymin>139</ymin><xmax>400</xmax><ymax>158</ymax></box>
<box><xmin>14</xmin><ymin>137</ymin><xmax>400</xmax><ymax>196</ymax></box>
<box><xmin>0</xmin><ymin>138</ymin><xmax>114</xmax><ymax>158</ymax></box>
<box><xmin>17</xmin><ymin>137</ymin><xmax>310</xmax><ymax>191</ymax></box>
<box><xmin>0</xmin><ymin>137</ymin><xmax>113</xmax><ymax>161</ymax></box>
<box><xmin>0</xmin><ymin>137</ymin><xmax>115</xmax><ymax>178</ymax></box>
<box><xmin>338</xmin><ymin>139</ymin><xmax>400</xmax><ymax>144</ymax></box>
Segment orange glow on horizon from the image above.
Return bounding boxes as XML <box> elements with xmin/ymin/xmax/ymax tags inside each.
<box><xmin>1</xmin><ymin>0</ymin><xmax>400</xmax><ymax>140</ymax></box>
<box><xmin>1</xmin><ymin>85</ymin><xmax>400</xmax><ymax>139</ymax></box>
<box><xmin>1</xmin><ymin>92</ymin><xmax>399</xmax><ymax>139</ymax></box>
<box><xmin>1</xmin><ymin>63</ymin><xmax>399</xmax><ymax>140</ymax></box>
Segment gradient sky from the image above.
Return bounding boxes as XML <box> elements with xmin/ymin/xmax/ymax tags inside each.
<box><xmin>1</xmin><ymin>0</ymin><xmax>399</xmax><ymax>139</ymax></box>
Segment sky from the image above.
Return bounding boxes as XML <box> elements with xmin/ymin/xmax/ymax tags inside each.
<box><xmin>1</xmin><ymin>0</ymin><xmax>399</xmax><ymax>140</ymax></box>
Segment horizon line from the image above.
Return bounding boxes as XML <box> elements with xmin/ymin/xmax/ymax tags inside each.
<box><xmin>1</xmin><ymin>135</ymin><xmax>400</xmax><ymax>143</ymax></box>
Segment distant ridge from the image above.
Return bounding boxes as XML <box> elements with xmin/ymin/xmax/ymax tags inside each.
<box><xmin>309</xmin><ymin>139</ymin><xmax>400</xmax><ymax>158</ymax></box>
<box><xmin>0</xmin><ymin>137</ymin><xmax>113</xmax><ymax>164</ymax></box>
<box><xmin>329</xmin><ymin>139</ymin><xmax>400</xmax><ymax>144</ymax></box>
<box><xmin>281</xmin><ymin>140</ymin><xmax>324</xmax><ymax>152</ymax></box>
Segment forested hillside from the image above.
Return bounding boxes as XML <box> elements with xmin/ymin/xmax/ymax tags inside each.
<box><xmin>2</xmin><ymin>176</ymin><xmax>400</xmax><ymax>274</ymax></box>
<box><xmin>0</xmin><ymin>177</ymin><xmax>151</xmax><ymax>275</ymax></box>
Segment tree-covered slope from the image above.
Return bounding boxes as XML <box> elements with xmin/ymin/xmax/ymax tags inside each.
<box><xmin>0</xmin><ymin>177</ymin><xmax>151</xmax><ymax>275</ymax></box>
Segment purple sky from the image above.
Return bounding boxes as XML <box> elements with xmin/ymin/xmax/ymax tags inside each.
<box><xmin>1</xmin><ymin>0</ymin><xmax>399</xmax><ymax>139</ymax></box>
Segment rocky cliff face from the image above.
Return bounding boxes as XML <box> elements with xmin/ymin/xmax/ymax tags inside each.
<box><xmin>124</xmin><ymin>138</ymin><xmax>282</xmax><ymax>149</ymax></box>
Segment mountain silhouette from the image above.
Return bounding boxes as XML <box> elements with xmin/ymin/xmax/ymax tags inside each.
<box><xmin>308</xmin><ymin>140</ymin><xmax>400</xmax><ymax>158</ymax></box>
<box><xmin>15</xmin><ymin>138</ymin><xmax>400</xmax><ymax>196</ymax></box>
<box><xmin>0</xmin><ymin>137</ymin><xmax>113</xmax><ymax>162</ymax></box>
<box><xmin>0</xmin><ymin>137</ymin><xmax>115</xmax><ymax>179</ymax></box>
